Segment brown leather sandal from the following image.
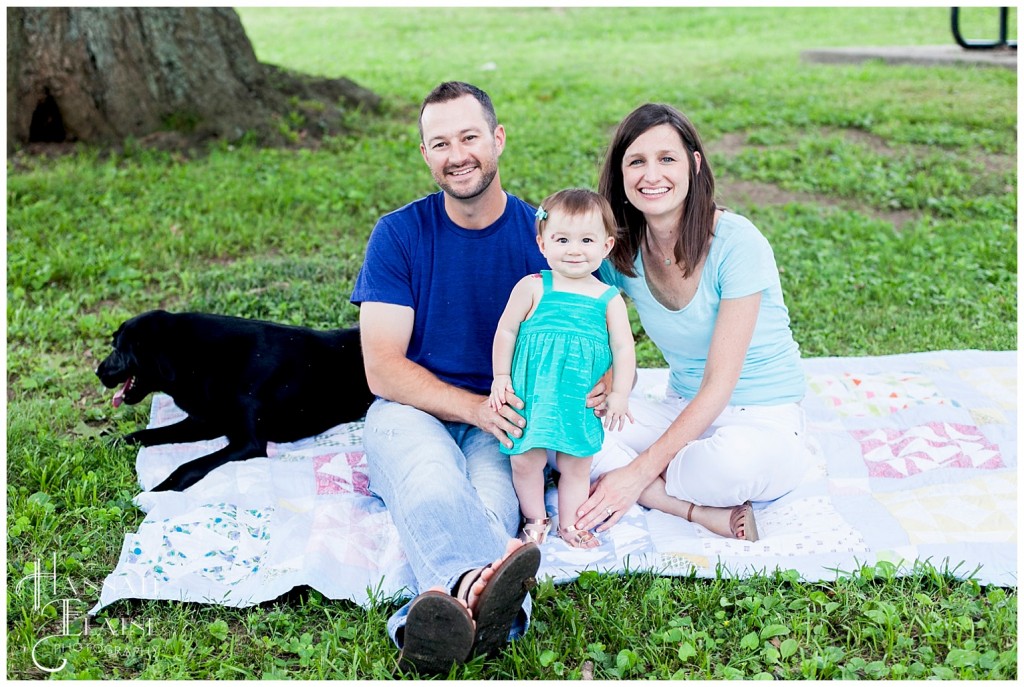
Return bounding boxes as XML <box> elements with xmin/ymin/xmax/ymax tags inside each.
<box><xmin>453</xmin><ymin>542</ymin><xmax>541</xmax><ymax>658</ymax></box>
<box><xmin>684</xmin><ymin>500</ymin><xmax>759</xmax><ymax>542</ymax></box>
<box><xmin>398</xmin><ymin>590</ymin><xmax>474</xmax><ymax>675</ymax></box>
<box><xmin>731</xmin><ymin>501</ymin><xmax>759</xmax><ymax>542</ymax></box>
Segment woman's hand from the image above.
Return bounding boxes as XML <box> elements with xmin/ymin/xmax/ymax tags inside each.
<box><xmin>575</xmin><ymin>462</ymin><xmax>650</xmax><ymax>532</ymax></box>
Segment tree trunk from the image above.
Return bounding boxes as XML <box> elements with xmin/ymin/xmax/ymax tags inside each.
<box><xmin>7</xmin><ymin>7</ymin><xmax>381</xmax><ymax>151</ymax></box>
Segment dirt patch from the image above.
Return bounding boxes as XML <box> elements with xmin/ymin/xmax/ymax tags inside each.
<box><xmin>717</xmin><ymin>177</ymin><xmax>918</xmax><ymax>229</ymax></box>
<box><xmin>715</xmin><ymin>132</ymin><xmax>748</xmax><ymax>158</ymax></box>
<box><xmin>827</xmin><ymin>126</ymin><xmax>1016</xmax><ymax>177</ymax></box>
<box><xmin>713</xmin><ymin>129</ymin><xmax>920</xmax><ymax>229</ymax></box>
<box><xmin>971</xmin><ymin>150</ymin><xmax>1016</xmax><ymax>179</ymax></box>
<box><xmin>709</xmin><ymin>126</ymin><xmax>1014</xmax><ymax>229</ymax></box>
<box><xmin>837</xmin><ymin>127</ymin><xmax>892</xmax><ymax>153</ymax></box>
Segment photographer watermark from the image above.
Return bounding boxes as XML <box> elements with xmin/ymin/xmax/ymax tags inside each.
<box><xmin>15</xmin><ymin>553</ymin><xmax>155</xmax><ymax>673</ymax></box>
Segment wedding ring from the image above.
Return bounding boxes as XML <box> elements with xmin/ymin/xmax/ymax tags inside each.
<box><xmin>605</xmin><ymin>507</ymin><xmax>613</xmax><ymax>517</ymax></box>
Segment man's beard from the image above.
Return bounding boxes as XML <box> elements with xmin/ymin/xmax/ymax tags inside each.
<box><xmin>435</xmin><ymin>159</ymin><xmax>498</xmax><ymax>200</ymax></box>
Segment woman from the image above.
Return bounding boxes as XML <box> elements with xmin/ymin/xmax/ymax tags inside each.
<box><xmin>575</xmin><ymin>103</ymin><xmax>811</xmax><ymax>541</ymax></box>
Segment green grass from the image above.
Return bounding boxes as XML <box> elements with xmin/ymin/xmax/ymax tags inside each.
<box><xmin>6</xmin><ymin>6</ymin><xmax>1017</xmax><ymax>679</ymax></box>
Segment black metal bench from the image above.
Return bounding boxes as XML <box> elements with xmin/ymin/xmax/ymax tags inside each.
<box><xmin>951</xmin><ymin>7</ymin><xmax>1017</xmax><ymax>50</ymax></box>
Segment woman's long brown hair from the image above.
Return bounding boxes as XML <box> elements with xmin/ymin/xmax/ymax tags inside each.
<box><xmin>598</xmin><ymin>103</ymin><xmax>717</xmax><ymax>278</ymax></box>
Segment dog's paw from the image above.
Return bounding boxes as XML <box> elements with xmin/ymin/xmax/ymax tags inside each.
<box><xmin>100</xmin><ymin>430</ymin><xmax>127</xmax><ymax>447</ymax></box>
<box><xmin>149</xmin><ymin>475</ymin><xmax>177</xmax><ymax>491</ymax></box>
<box><xmin>150</xmin><ymin>475</ymin><xmax>184</xmax><ymax>492</ymax></box>
<box><xmin>151</xmin><ymin>471</ymin><xmax>190</xmax><ymax>492</ymax></box>
<box><xmin>123</xmin><ymin>430</ymin><xmax>149</xmax><ymax>446</ymax></box>
<box><xmin>151</xmin><ymin>466</ymin><xmax>205</xmax><ymax>492</ymax></box>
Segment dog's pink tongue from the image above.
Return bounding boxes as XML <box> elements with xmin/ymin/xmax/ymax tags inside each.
<box><xmin>113</xmin><ymin>382</ymin><xmax>128</xmax><ymax>408</ymax></box>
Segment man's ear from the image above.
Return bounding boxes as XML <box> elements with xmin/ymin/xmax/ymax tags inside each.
<box><xmin>420</xmin><ymin>142</ymin><xmax>429</xmax><ymax>165</ymax></box>
<box><xmin>493</xmin><ymin>124</ymin><xmax>506</xmax><ymax>157</ymax></box>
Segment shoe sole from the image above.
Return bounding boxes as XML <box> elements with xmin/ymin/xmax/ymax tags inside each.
<box><xmin>398</xmin><ymin>590</ymin><xmax>474</xmax><ymax>675</ymax></box>
<box><xmin>736</xmin><ymin>501</ymin><xmax>759</xmax><ymax>542</ymax></box>
<box><xmin>471</xmin><ymin>542</ymin><xmax>542</xmax><ymax>658</ymax></box>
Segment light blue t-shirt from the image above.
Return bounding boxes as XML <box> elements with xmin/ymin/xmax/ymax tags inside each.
<box><xmin>599</xmin><ymin>212</ymin><xmax>805</xmax><ymax>405</ymax></box>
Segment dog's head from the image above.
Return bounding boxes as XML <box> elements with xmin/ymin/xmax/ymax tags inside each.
<box><xmin>96</xmin><ymin>310</ymin><xmax>177</xmax><ymax>407</ymax></box>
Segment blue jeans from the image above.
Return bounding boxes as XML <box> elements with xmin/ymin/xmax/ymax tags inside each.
<box><xmin>363</xmin><ymin>398</ymin><xmax>530</xmax><ymax>646</ymax></box>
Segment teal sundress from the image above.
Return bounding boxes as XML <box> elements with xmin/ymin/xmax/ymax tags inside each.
<box><xmin>500</xmin><ymin>270</ymin><xmax>617</xmax><ymax>458</ymax></box>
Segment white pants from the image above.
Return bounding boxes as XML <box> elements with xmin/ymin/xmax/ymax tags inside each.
<box><xmin>589</xmin><ymin>390</ymin><xmax>812</xmax><ymax>507</ymax></box>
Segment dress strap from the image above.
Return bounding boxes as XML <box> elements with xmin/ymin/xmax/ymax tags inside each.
<box><xmin>597</xmin><ymin>284</ymin><xmax>619</xmax><ymax>307</ymax></box>
<box><xmin>541</xmin><ymin>269</ymin><xmax>553</xmax><ymax>293</ymax></box>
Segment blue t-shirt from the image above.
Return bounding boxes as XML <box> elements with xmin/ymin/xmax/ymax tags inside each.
<box><xmin>351</xmin><ymin>191</ymin><xmax>548</xmax><ymax>395</ymax></box>
<box><xmin>599</xmin><ymin>211</ymin><xmax>805</xmax><ymax>405</ymax></box>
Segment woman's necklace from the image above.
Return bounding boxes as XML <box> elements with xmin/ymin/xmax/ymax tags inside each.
<box><xmin>646</xmin><ymin>230</ymin><xmax>681</xmax><ymax>269</ymax></box>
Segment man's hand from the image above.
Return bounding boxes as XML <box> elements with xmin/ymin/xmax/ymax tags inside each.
<box><xmin>474</xmin><ymin>390</ymin><xmax>527</xmax><ymax>449</ymax></box>
<box><xmin>586</xmin><ymin>372</ymin><xmax>611</xmax><ymax>418</ymax></box>
<box><xmin>574</xmin><ymin>463</ymin><xmax>649</xmax><ymax>532</ymax></box>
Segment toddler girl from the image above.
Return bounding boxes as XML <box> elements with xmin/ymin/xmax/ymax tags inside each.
<box><xmin>490</xmin><ymin>188</ymin><xmax>635</xmax><ymax>548</ymax></box>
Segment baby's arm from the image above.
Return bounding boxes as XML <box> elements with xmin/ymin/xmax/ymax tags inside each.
<box><xmin>489</xmin><ymin>275</ymin><xmax>541</xmax><ymax>411</ymax></box>
<box><xmin>604</xmin><ymin>294</ymin><xmax>637</xmax><ymax>431</ymax></box>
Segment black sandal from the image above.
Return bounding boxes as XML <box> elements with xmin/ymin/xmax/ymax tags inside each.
<box><xmin>454</xmin><ymin>542</ymin><xmax>541</xmax><ymax>658</ymax></box>
<box><xmin>397</xmin><ymin>590</ymin><xmax>474</xmax><ymax>675</ymax></box>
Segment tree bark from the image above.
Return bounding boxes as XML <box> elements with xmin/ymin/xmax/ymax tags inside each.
<box><xmin>7</xmin><ymin>7</ymin><xmax>381</xmax><ymax>151</ymax></box>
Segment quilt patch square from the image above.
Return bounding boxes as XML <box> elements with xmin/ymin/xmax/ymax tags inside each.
<box><xmin>126</xmin><ymin>503</ymin><xmax>273</xmax><ymax>586</ymax></box>
<box><xmin>853</xmin><ymin>422</ymin><xmax>1004</xmax><ymax>478</ymax></box>
<box><xmin>313</xmin><ymin>452</ymin><xmax>370</xmax><ymax>496</ymax></box>
<box><xmin>307</xmin><ymin>503</ymin><xmax>405</xmax><ymax>571</ymax></box>
<box><xmin>808</xmin><ymin>371</ymin><xmax>953</xmax><ymax>418</ymax></box>
<box><xmin>958</xmin><ymin>366</ymin><xmax>1017</xmax><ymax>410</ymax></box>
<box><xmin>874</xmin><ymin>472</ymin><xmax>1016</xmax><ymax>544</ymax></box>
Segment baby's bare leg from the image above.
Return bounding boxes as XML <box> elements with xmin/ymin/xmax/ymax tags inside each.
<box><xmin>556</xmin><ymin>453</ymin><xmax>600</xmax><ymax>549</ymax></box>
<box><xmin>510</xmin><ymin>448</ymin><xmax>548</xmax><ymax>520</ymax></box>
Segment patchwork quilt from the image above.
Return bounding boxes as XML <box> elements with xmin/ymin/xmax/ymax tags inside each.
<box><xmin>92</xmin><ymin>350</ymin><xmax>1017</xmax><ymax>614</ymax></box>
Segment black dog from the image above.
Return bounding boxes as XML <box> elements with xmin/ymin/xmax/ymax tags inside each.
<box><xmin>96</xmin><ymin>310</ymin><xmax>374</xmax><ymax>492</ymax></box>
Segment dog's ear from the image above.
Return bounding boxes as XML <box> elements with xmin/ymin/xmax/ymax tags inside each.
<box><xmin>137</xmin><ymin>312</ymin><xmax>176</xmax><ymax>381</ymax></box>
<box><xmin>116</xmin><ymin>311</ymin><xmax>171</xmax><ymax>374</ymax></box>
<box><xmin>115</xmin><ymin>324</ymin><xmax>140</xmax><ymax>366</ymax></box>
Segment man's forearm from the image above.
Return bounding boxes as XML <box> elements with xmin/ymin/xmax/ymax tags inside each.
<box><xmin>366</xmin><ymin>354</ymin><xmax>485</xmax><ymax>425</ymax></box>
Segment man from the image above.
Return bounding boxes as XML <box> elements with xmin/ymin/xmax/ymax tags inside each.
<box><xmin>350</xmin><ymin>81</ymin><xmax>548</xmax><ymax>674</ymax></box>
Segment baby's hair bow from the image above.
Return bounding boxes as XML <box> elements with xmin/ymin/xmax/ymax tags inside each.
<box><xmin>535</xmin><ymin>206</ymin><xmax>548</xmax><ymax>221</ymax></box>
